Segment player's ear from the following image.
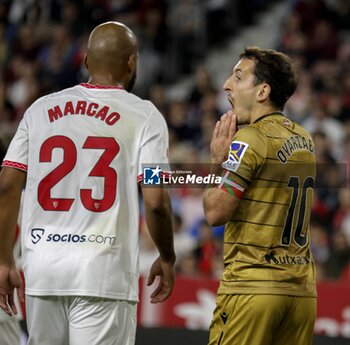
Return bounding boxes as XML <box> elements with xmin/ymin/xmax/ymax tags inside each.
<box><xmin>128</xmin><ymin>54</ymin><xmax>137</xmax><ymax>74</ymax></box>
<box><xmin>84</xmin><ymin>54</ymin><xmax>88</xmax><ymax>70</ymax></box>
<box><xmin>256</xmin><ymin>83</ymin><xmax>271</xmax><ymax>103</ymax></box>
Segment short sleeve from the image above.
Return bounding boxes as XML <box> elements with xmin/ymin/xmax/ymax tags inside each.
<box><xmin>137</xmin><ymin>105</ymin><xmax>170</xmax><ymax>182</ymax></box>
<box><xmin>221</xmin><ymin>126</ymin><xmax>267</xmax><ymax>188</ymax></box>
<box><xmin>2</xmin><ymin>115</ymin><xmax>29</xmax><ymax>172</ymax></box>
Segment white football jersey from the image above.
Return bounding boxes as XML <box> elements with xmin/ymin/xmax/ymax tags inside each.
<box><xmin>2</xmin><ymin>83</ymin><xmax>169</xmax><ymax>301</ymax></box>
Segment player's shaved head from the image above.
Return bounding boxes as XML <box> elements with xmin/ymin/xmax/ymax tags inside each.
<box><xmin>85</xmin><ymin>22</ymin><xmax>138</xmax><ymax>91</ymax></box>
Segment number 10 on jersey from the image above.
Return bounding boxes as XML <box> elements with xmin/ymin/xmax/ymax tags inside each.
<box><xmin>281</xmin><ymin>176</ymin><xmax>315</xmax><ymax>247</ymax></box>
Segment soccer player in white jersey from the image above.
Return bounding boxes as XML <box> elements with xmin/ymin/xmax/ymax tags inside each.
<box><xmin>0</xmin><ymin>22</ymin><xmax>176</xmax><ymax>345</ymax></box>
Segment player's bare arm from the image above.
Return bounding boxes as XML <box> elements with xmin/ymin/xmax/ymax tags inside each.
<box><xmin>141</xmin><ymin>185</ymin><xmax>176</xmax><ymax>304</ymax></box>
<box><xmin>0</xmin><ymin>167</ymin><xmax>25</xmax><ymax>316</ymax></box>
<box><xmin>203</xmin><ymin>112</ymin><xmax>240</xmax><ymax>226</ymax></box>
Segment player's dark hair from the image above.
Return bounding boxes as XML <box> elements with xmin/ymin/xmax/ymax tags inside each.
<box><xmin>239</xmin><ymin>47</ymin><xmax>297</xmax><ymax>110</ymax></box>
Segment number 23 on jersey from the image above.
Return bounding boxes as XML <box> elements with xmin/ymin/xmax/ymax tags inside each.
<box><xmin>38</xmin><ymin>135</ymin><xmax>119</xmax><ymax>212</ymax></box>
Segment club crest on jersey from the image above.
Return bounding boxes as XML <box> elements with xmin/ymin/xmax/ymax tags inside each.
<box><xmin>222</xmin><ymin>141</ymin><xmax>249</xmax><ymax>172</ymax></box>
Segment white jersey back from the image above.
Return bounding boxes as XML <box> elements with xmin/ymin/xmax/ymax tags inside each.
<box><xmin>3</xmin><ymin>84</ymin><xmax>169</xmax><ymax>301</ymax></box>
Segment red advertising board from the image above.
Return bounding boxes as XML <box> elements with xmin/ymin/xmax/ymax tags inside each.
<box><xmin>316</xmin><ymin>282</ymin><xmax>350</xmax><ymax>338</ymax></box>
<box><xmin>138</xmin><ymin>276</ymin><xmax>350</xmax><ymax>339</ymax></box>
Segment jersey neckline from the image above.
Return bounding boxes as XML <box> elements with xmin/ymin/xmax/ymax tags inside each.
<box><xmin>253</xmin><ymin>111</ymin><xmax>284</xmax><ymax>123</ymax></box>
<box><xmin>80</xmin><ymin>83</ymin><xmax>124</xmax><ymax>90</ymax></box>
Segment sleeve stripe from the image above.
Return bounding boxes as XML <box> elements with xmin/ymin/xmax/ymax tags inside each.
<box><xmin>2</xmin><ymin>160</ymin><xmax>28</xmax><ymax>172</ymax></box>
<box><xmin>222</xmin><ymin>184</ymin><xmax>236</xmax><ymax>196</ymax></box>
<box><xmin>220</xmin><ymin>182</ymin><xmax>244</xmax><ymax>198</ymax></box>
<box><xmin>218</xmin><ymin>171</ymin><xmax>245</xmax><ymax>199</ymax></box>
<box><xmin>222</xmin><ymin>177</ymin><xmax>245</xmax><ymax>192</ymax></box>
<box><xmin>218</xmin><ymin>171</ymin><xmax>229</xmax><ymax>189</ymax></box>
<box><xmin>218</xmin><ymin>170</ymin><xmax>245</xmax><ymax>191</ymax></box>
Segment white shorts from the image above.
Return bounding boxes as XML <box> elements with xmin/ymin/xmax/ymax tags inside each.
<box><xmin>0</xmin><ymin>314</ymin><xmax>21</xmax><ymax>345</ymax></box>
<box><xmin>26</xmin><ymin>295</ymin><xmax>137</xmax><ymax>345</ymax></box>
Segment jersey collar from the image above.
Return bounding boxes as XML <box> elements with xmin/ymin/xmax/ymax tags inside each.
<box><xmin>80</xmin><ymin>83</ymin><xmax>124</xmax><ymax>90</ymax></box>
<box><xmin>253</xmin><ymin>111</ymin><xmax>284</xmax><ymax>123</ymax></box>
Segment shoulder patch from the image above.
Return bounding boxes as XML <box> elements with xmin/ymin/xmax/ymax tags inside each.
<box><xmin>222</xmin><ymin>141</ymin><xmax>249</xmax><ymax>173</ymax></box>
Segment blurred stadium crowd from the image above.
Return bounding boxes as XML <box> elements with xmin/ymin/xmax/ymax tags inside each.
<box><xmin>0</xmin><ymin>0</ymin><xmax>349</xmax><ymax>283</ymax></box>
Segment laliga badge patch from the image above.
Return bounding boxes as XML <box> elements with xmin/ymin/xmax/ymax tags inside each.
<box><xmin>222</xmin><ymin>141</ymin><xmax>249</xmax><ymax>172</ymax></box>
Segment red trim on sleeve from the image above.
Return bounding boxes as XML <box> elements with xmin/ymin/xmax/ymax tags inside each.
<box><xmin>2</xmin><ymin>160</ymin><xmax>28</xmax><ymax>172</ymax></box>
<box><xmin>137</xmin><ymin>174</ymin><xmax>144</xmax><ymax>183</ymax></box>
<box><xmin>80</xmin><ymin>83</ymin><xmax>124</xmax><ymax>90</ymax></box>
